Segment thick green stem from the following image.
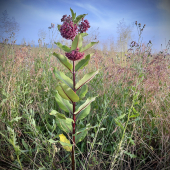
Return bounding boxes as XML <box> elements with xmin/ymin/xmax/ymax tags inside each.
<box><xmin>72</xmin><ymin>60</ymin><xmax>76</xmax><ymax>170</ymax></box>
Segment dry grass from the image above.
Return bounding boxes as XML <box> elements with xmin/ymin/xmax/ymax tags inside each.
<box><xmin>0</xmin><ymin>38</ymin><xmax>170</xmax><ymax>169</ymax></box>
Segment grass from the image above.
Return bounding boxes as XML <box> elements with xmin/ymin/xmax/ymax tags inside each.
<box><xmin>0</xmin><ymin>34</ymin><xmax>170</xmax><ymax>170</ymax></box>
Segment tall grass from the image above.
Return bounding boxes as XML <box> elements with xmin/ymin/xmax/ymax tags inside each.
<box><xmin>0</xmin><ymin>32</ymin><xmax>170</xmax><ymax>170</ymax></box>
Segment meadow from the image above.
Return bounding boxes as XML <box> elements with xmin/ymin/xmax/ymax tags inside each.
<box><xmin>0</xmin><ymin>30</ymin><xmax>170</xmax><ymax>170</ymax></box>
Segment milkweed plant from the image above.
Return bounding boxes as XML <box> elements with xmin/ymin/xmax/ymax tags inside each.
<box><xmin>49</xmin><ymin>8</ymin><xmax>100</xmax><ymax>169</ymax></box>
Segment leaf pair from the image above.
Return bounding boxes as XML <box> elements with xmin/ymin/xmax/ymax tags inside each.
<box><xmin>53</xmin><ymin>52</ymin><xmax>94</xmax><ymax>73</ymax></box>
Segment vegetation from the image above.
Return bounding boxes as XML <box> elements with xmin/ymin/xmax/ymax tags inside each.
<box><xmin>0</xmin><ymin>11</ymin><xmax>170</xmax><ymax>170</ymax></box>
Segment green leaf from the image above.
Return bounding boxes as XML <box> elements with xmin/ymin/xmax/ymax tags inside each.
<box><xmin>74</xmin><ymin>14</ymin><xmax>88</xmax><ymax>25</ymax></box>
<box><xmin>129</xmin><ymin>137</ymin><xmax>135</xmax><ymax>145</ymax></box>
<box><xmin>70</xmin><ymin>8</ymin><xmax>76</xmax><ymax>21</ymax></box>
<box><xmin>49</xmin><ymin>110</ymin><xmax>58</xmax><ymax>116</ymax></box>
<box><xmin>49</xmin><ymin>110</ymin><xmax>66</xmax><ymax>119</ymax></box>
<box><xmin>78</xmin><ymin>84</ymin><xmax>88</xmax><ymax>100</ymax></box>
<box><xmin>55</xmin><ymin>113</ymin><xmax>73</xmax><ymax>133</ymax></box>
<box><xmin>48</xmin><ymin>139</ymin><xmax>58</xmax><ymax>144</ymax></box>
<box><xmin>75</xmin><ymin>130</ymin><xmax>87</xmax><ymax>143</ymax></box>
<box><xmin>53</xmin><ymin>68</ymin><xmax>73</xmax><ymax>89</ymax></box>
<box><xmin>71</xmin><ymin>33</ymin><xmax>83</xmax><ymax>50</ymax></box>
<box><xmin>130</xmin><ymin>114</ymin><xmax>139</xmax><ymax>118</ymax></box>
<box><xmin>114</xmin><ymin>119</ymin><xmax>124</xmax><ymax>130</ymax></box>
<box><xmin>74</xmin><ymin>124</ymin><xmax>99</xmax><ymax>143</ymax></box>
<box><xmin>55</xmin><ymin>91</ymin><xmax>72</xmax><ymax>113</ymax></box>
<box><xmin>54</xmin><ymin>42</ymin><xmax>71</xmax><ymax>52</ymax></box>
<box><xmin>79</xmin><ymin>42</ymin><xmax>99</xmax><ymax>53</ymax></box>
<box><xmin>22</xmin><ymin>139</ymin><xmax>29</xmax><ymax>150</ymax></box>
<box><xmin>130</xmin><ymin>107</ymin><xmax>140</xmax><ymax>118</ymax></box>
<box><xmin>116</xmin><ymin>114</ymin><xmax>126</xmax><ymax>120</ymax></box>
<box><xmin>76</xmin><ymin>104</ymin><xmax>91</xmax><ymax>121</ymax></box>
<box><xmin>56</xmin><ymin>83</ymin><xmax>79</xmax><ymax>102</ymax></box>
<box><xmin>56</xmin><ymin>113</ymin><xmax>66</xmax><ymax>119</ymax></box>
<box><xmin>124</xmin><ymin>151</ymin><xmax>137</xmax><ymax>158</ymax></box>
<box><xmin>133</xmin><ymin>107</ymin><xmax>137</xmax><ymax>113</ymax></box>
<box><xmin>100</xmin><ymin>128</ymin><xmax>106</xmax><ymax>131</ymax></box>
<box><xmin>10</xmin><ymin>116</ymin><xmax>22</xmax><ymax>122</ymax></box>
<box><xmin>74</xmin><ymin>96</ymin><xmax>97</xmax><ymax>115</ymax></box>
<box><xmin>75</xmin><ymin>53</ymin><xmax>93</xmax><ymax>72</ymax></box>
<box><xmin>75</xmin><ymin>70</ymin><xmax>99</xmax><ymax>90</ymax></box>
<box><xmin>53</xmin><ymin>52</ymin><xmax>72</xmax><ymax>71</ymax></box>
<box><xmin>57</xmin><ymin>24</ymin><xmax>61</xmax><ymax>32</ymax></box>
<box><xmin>80</xmin><ymin>32</ymin><xmax>88</xmax><ymax>37</ymax></box>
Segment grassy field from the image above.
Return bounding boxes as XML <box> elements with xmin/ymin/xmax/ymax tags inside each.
<box><xmin>0</xmin><ymin>35</ymin><xmax>170</xmax><ymax>170</ymax></box>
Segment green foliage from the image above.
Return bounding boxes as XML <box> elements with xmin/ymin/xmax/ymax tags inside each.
<box><xmin>53</xmin><ymin>52</ymin><xmax>73</xmax><ymax>71</ymax></box>
<box><xmin>76</xmin><ymin>70</ymin><xmax>99</xmax><ymax>90</ymax></box>
<box><xmin>75</xmin><ymin>53</ymin><xmax>93</xmax><ymax>72</ymax></box>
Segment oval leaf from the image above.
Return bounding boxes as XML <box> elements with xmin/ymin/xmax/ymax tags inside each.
<box><xmin>75</xmin><ymin>70</ymin><xmax>99</xmax><ymax>90</ymax></box>
<box><xmin>74</xmin><ymin>14</ymin><xmax>88</xmax><ymax>25</ymax></box>
<box><xmin>79</xmin><ymin>41</ymin><xmax>99</xmax><ymax>53</ymax></box>
<box><xmin>54</xmin><ymin>68</ymin><xmax>73</xmax><ymax>89</ymax></box>
<box><xmin>57</xmin><ymin>83</ymin><xmax>79</xmax><ymax>102</ymax></box>
<box><xmin>55</xmin><ymin>42</ymin><xmax>71</xmax><ymax>52</ymax></box>
<box><xmin>74</xmin><ymin>96</ymin><xmax>97</xmax><ymax>115</ymax></box>
<box><xmin>78</xmin><ymin>84</ymin><xmax>88</xmax><ymax>100</ymax></box>
<box><xmin>75</xmin><ymin>130</ymin><xmax>87</xmax><ymax>144</ymax></box>
<box><xmin>75</xmin><ymin>53</ymin><xmax>93</xmax><ymax>72</ymax></box>
<box><xmin>55</xmin><ymin>91</ymin><xmax>72</xmax><ymax>113</ymax></box>
<box><xmin>55</xmin><ymin>113</ymin><xmax>73</xmax><ymax>133</ymax></box>
<box><xmin>56</xmin><ymin>85</ymin><xmax>70</xmax><ymax>101</ymax></box>
<box><xmin>70</xmin><ymin>8</ymin><xmax>76</xmax><ymax>21</ymax></box>
<box><xmin>53</xmin><ymin>52</ymin><xmax>72</xmax><ymax>71</ymax></box>
<box><xmin>76</xmin><ymin>104</ymin><xmax>91</xmax><ymax>121</ymax></box>
<box><xmin>71</xmin><ymin>33</ymin><xmax>83</xmax><ymax>50</ymax></box>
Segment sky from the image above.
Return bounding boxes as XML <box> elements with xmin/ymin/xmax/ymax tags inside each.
<box><xmin>0</xmin><ymin>0</ymin><xmax>170</xmax><ymax>53</ymax></box>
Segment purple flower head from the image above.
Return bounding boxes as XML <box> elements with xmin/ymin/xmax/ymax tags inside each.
<box><xmin>61</xmin><ymin>15</ymin><xmax>67</xmax><ymax>22</ymax></box>
<box><xmin>65</xmin><ymin>47</ymin><xmax>85</xmax><ymax>61</ymax></box>
<box><xmin>149</xmin><ymin>40</ymin><xmax>151</xmax><ymax>44</ymax></box>
<box><xmin>78</xmin><ymin>19</ymin><xmax>90</xmax><ymax>33</ymax></box>
<box><xmin>60</xmin><ymin>21</ymin><xmax>78</xmax><ymax>40</ymax></box>
<box><xmin>135</xmin><ymin>21</ymin><xmax>137</xmax><ymax>25</ymax></box>
<box><xmin>61</xmin><ymin>15</ymin><xmax>72</xmax><ymax>23</ymax></box>
<box><xmin>138</xmin><ymin>23</ymin><xmax>141</xmax><ymax>27</ymax></box>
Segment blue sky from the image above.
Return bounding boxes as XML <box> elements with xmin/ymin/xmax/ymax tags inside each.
<box><xmin>0</xmin><ymin>0</ymin><xmax>170</xmax><ymax>53</ymax></box>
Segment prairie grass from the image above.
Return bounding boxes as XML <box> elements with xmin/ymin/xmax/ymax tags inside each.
<box><xmin>0</xmin><ymin>35</ymin><xmax>170</xmax><ymax>170</ymax></box>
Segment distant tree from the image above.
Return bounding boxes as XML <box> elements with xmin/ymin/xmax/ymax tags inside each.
<box><xmin>116</xmin><ymin>18</ymin><xmax>133</xmax><ymax>53</ymax></box>
<box><xmin>0</xmin><ymin>10</ymin><xmax>20</xmax><ymax>42</ymax></box>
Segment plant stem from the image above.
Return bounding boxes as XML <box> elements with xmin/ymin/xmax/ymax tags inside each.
<box><xmin>72</xmin><ymin>60</ymin><xmax>76</xmax><ymax>170</ymax></box>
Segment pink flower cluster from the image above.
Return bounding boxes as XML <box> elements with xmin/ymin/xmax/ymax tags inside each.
<box><xmin>59</xmin><ymin>14</ymin><xmax>90</xmax><ymax>60</ymax></box>
<box><xmin>78</xmin><ymin>18</ymin><xmax>90</xmax><ymax>33</ymax></box>
<box><xmin>60</xmin><ymin>15</ymin><xmax>90</xmax><ymax>40</ymax></box>
<box><xmin>65</xmin><ymin>47</ymin><xmax>85</xmax><ymax>61</ymax></box>
<box><xmin>60</xmin><ymin>21</ymin><xmax>78</xmax><ymax>40</ymax></box>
